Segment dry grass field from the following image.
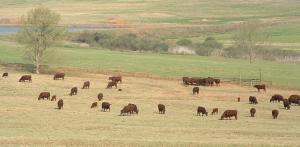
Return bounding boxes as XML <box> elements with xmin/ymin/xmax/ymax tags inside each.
<box><xmin>1</xmin><ymin>69</ymin><xmax>300</xmax><ymax>147</ymax></box>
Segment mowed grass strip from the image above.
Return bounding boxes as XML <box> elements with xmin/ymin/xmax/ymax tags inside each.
<box><xmin>0</xmin><ymin>72</ymin><xmax>300</xmax><ymax>146</ymax></box>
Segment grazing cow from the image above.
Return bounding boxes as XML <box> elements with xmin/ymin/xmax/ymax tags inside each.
<box><xmin>82</xmin><ymin>81</ymin><xmax>90</xmax><ymax>89</ymax></box>
<box><xmin>2</xmin><ymin>72</ymin><xmax>8</xmax><ymax>78</ymax></box>
<box><xmin>128</xmin><ymin>103</ymin><xmax>139</xmax><ymax>114</ymax></box>
<box><xmin>197</xmin><ymin>106</ymin><xmax>208</xmax><ymax>116</ymax></box>
<box><xmin>106</xmin><ymin>81</ymin><xmax>117</xmax><ymax>89</ymax></box>
<box><xmin>288</xmin><ymin>95</ymin><xmax>300</xmax><ymax>105</ymax></box>
<box><xmin>70</xmin><ymin>87</ymin><xmax>78</xmax><ymax>96</ymax></box>
<box><xmin>272</xmin><ymin>109</ymin><xmax>279</xmax><ymax>119</ymax></box>
<box><xmin>211</xmin><ymin>108</ymin><xmax>218</xmax><ymax>115</ymax></box>
<box><xmin>220</xmin><ymin>110</ymin><xmax>238</xmax><ymax>120</ymax></box>
<box><xmin>53</xmin><ymin>73</ymin><xmax>65</xmax><ymax>80</ymax></box>
<box><xmin>51</xmin><ymin>95</ymin><xmax>57</xmax><ymax>101</ymax></box>
<box><xmin>213</xmin><ymin>78</ymin><xmax>221</xmax><ymax>86</ymax></box>
<box><xmin>205</xmin><ymin>77</ymin><xmax>214</xmax><ymax>86</ymax></box>
<box><xmin>250</xmin><ymin>108</ymin><xmax>256</xmax><ymax>117</ymax></box>
<box><xmin>283</xmin><ymin>99</ymin><xmax>290</xmax><ymax>110</ymax></box>
<box><xmin>19</xmin><ymin>75</ymin><xmax>32</xmax><ymax>82</ymax></box>
<box><xmin>254</xmin><ymin>84</ymin><xmax>266</xmax><ymax>92</ymax></box>
<box><xmin>91</xmin><ymin>102</ymin><xmax>98</xmax><ymax>108</ymax></box>
<box><xmin>270</xmin><ymin>94</ymin><xmax>284</xmax><ymax>103</ymax></box>
<box><xmin>193</xmin><ymin>87</ymin><xmax>199</xmax><ymax>95</ymax></box>
<box><xmin>120</xmin><ymin>105</ymin><xmax>131</xmax><ymax>115</ymax></box>
<box><xmin>38</xmin><ymin>92</ymin><xmax>50</xmax><ymax>100</ymax></box>
<box><xmin>101</xmin><ymin>102</ymin><xmax>111</xmax><ymax>112</ymax></box>
<box><xmin>237</xmin><ymin>97</ymin><xmax>240</xmax><ymax>102</ymax></box>
<box><xmin>109</xmin><ymin>76</ymin><xmax>122</xmax><ymax>83</ymax></box>
<box><xmin>98</xmin><ymin>93</ymin><xmax>103</xmax><ymax>101</ymax></box>
<box><xmin>57</xmin><ymin>99</ymin><xmax>63</xmax><ymax>110</ymax></box>
<box><xmin>158</xmin><ymin>104</ymin><xmax>165</xmax><ymax>114</ymax></box>
<box><xmin>249</xmin><ymin>96</ymin><xmax>258</xmax><ymax>104</ymax></box>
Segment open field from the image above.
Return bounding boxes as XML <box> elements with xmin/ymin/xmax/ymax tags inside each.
<box><xmin>0</xmin><ymin>71</ymin><xmax>300</xmax><ymax>146</ymax></box>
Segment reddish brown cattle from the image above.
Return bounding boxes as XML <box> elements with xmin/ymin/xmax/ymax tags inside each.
<box><xmin>2</xmin><ymin>72</ymin><xmax>8</xmax><ymax>78</ymax></box>
<box><xmin>109</xmin><ymin>76</ymin><xmax>122</xmax><ymax>83</ymax></box>
<box><xmin>250</xmin><ymin>108</ymin><xmax>256</xmax><ymax>117</ymax></box>
<box><xmin>51</xmin><ymin>95</ymin><xmax>57</xmax><ymax>101</ymax></box>
<box><xmin>197</xmin><ymin>106</ymin><xmax>208</xmax><ymax>116</ymax></box>
<box><xmin>91</xmin><ymin>102</ymin><xmax>97</xmax><ymax>108</ymax></box>
<box><xmin>70</xmin><ymin>87</ymin><xmax>78</xmax><ymax>96</ymax></box>
<box><xmin>220</xmin><ymin>110</ymin><xmax>238</xmax><ymax>120</ymax></box>
<box><xmin>283</xmin><ymin>99</ymin><xmax>290</xmax><ymax>110</ymax></box>
<box><xmin>82</xmin><ymin>81</ymin><xmax>90</xmax><ymax>89</ymax></box>
<box><xmin>182</xmin><ymin>77</ymin><xmax>189</xmax><ymax>85</ymax></box>
<box><xmin>128</xmin><ymin>103</ymin><xmax>139</xmax><ymax>114</ymax></box>
<box><xmin>38</xmin><ymin>92</ymin><xmax>50</xmax><ymax>100</ymax></box>
<box><xmin>120</xmin><ymin>105</ymin><xmax>131</xmax><ymax>115</ymax></box>
<box><xmin>213</xmin><ymin>78</ymin><xmax>221</xmax><ymax>86</ymax></box>
<box><xmin>158</xmin><ymin>104</ymin><xmax>165</xmax><ymax>114</ymax></box>
<box><xmin>53</xmin><ymin>73</ymin><xmax>65</xmax><ymax>80</ymax></box>
<box><xmin>106</xmin><ymin>81</ymin><xmax>117</xmax><ymax>89</ymax></box>
<box><xmin>19</xmin><ymin>75</ymin><xmax>32</xmax><ymax>82</ymax></box>
<box><xmin>98</xmin><ymin>93</ymin><xmax>103</xmax><ymax>101</ymax></box>
<box><xmin>193</xmin><ymin>87</ymin><xmax>199</xmax><ymax>95</ymax></box>
<box><xmin>57</xmin><ymin>99</ymin><xmax>63</xmax><ymax>110</ymax></box>
<box><xmin>254</xmin><ymin>84</ymin><xmax>266</xmax><ymax>92</ymax></box>
<box><xmin>270</xmin><ymin>94</ymin><xmax>284</xmax><ymax>103</ymax></box>
<box><xmin>288</xmin><ymin>95</ymin><xmax>300</xmax><ymax>105</ymax></box>
<box><xmin>272</xmin><ymin>109</ymin><xmax>279</xmax><ymax>119</ymax></box>
<box><xmin>101</xmin><ymin>102</ymin><xmax>111</xmax><ymax>112</ymax></box>
<box><xmin>249</xmin><ymin>96</ymin><xmax>258</xmax><ymax>104</ymax></box>
<box><xmin>211</xmin><ymin>108</ymin><xmax>218</xmax><ymax>115</ymax></box>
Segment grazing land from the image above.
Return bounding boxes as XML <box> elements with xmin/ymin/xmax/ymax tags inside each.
<box><xmin>0</xmin><ymin>71</ymin><xmax>300</xmax><ymax>146</ymax></box>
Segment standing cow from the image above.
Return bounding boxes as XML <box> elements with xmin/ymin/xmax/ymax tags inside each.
<box><xmin>19</xmin><ymin>75</ymin><xmax>32</xmax><ymax>82</ymax></box>
<box><xmin>197</xmin><ymin>106</ymin><xmax>208</xmax><ymax>116</ymax></box>
<box><xmin>98</xmin><ymin>93</ymin><xmax>103</xmax><ymax>101</ymax></box>
<box><xmin>102</xmin><ymin>102</ymin><xmax>111</xmax><ymax>112</ymax></box>
<box><xmin>109</xmin><ymin>76</ymin><xmax>122</xmax><ymax>83</ymax></box>
<box><xmin>82</xmin><ymin>81</ymin><xmax>90</xmax><ymax>89</ymax></box>
<box><xmin>288</xmin><ymin>95</ymin><xmax>300</xmax><ymax>105</ymax></box>
<box><xmin>193</xmin><ymin>87</ymin><xmax>199</xmax><ymax>95</ymax></box>
<box><xmin>254</xmin><ymin>84</ymin><xmax>266</xmax><ymax>92</ymax></box>
<box><xmin>211</xmin><ymin>108</ymin><xmax>218</xmax><ymax>115</ymax></box>
<box><xmin>70</xmin><ymin>87</ymin><xmax>78</xmax><ymax>96</ymax></box>
<box><xmin>270</xmin><ymin>94</ymin><xmax>284</xmax><ymax>103</ymax></box>
<box><xmin>250</xmin><ymin>108</ymin><xmax>256</xmax><ymax>117</ymax></box>
<box><xmin>106</xmin><ymin>81</ymin><xmax>117</xmax><ymax>89</ymax></box>
<box><xmin>272</xmin><ymin>109</ymin><xmax>279</xmax><ymax>119</ymax></box>
<box><xmin>220</xmin><ymin>110</ymin><xmax>238</xmax><ymax>120</ymax></box>
<box><xmin>158</xmin><ymin>104</ymin><xmax>165</xmax><ymax>114</ymax></box>
<box><xmin>249</xmin><ymin>96</ymin><xmax>258</xmax><ymax>104</ymax></box>
<box><xmin>53</xmin><ymin>73</ymin><xmax>65</xmax><ymax>80</ymax></box>
<box><xmin>2</xmin><ymin>72</ymin><xmax>8</xmax><ymax>78</ymax></box>
<box><xmin>38</xmin><ymin>92</ymin><xmax>50</xmax><ymax>100</ymax></box>
<box><xmin>57</xmin><ymin>99</ymin><xmax>64</xmax><ymax>110</ymax></box>
<box><xmin>283</xmin><ymin>99</ymin><xmax>291</xmax><ymax>110</ymax></box>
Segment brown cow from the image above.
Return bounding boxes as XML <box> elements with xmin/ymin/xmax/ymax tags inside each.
<box><xmin>98</xmin><ymin>93</ymin><xmax>103</xmax><ymax>101</ymax></box>
<box><xmin>109</xmin><ymin>76</ymin><xmax>122</xmax><ymax>83</ymax></box>
<box><xmin>197</xmin><ymin>106</ymin><xmax>208</xmax><ymax>116</ymax></box>
<box><xmin>283</xmin><ymin>99</ymin><xmax>290</xmax><ymax>110</ymax></box>
<box><xmin>38</xmin><ymin>92</ymin><xmax>50</xmax><ymax>100</ymax></box>
<box><xmin>91</xmin><ymin>102</ymin><xmax>98</xmax><ymax>108</ymax></box>
<box><xmin>128</xmin><ymin>103</ymin><xmax>139</xmax><ymax>114</ymax></box>
<box><xmin>205</xmin><ymin>77</ymin><xmax>214</xmax><ymax>86</ymax></box>
<box><xmin>57</xmin><ymin>99</ymin><xmax>63</xmax><ymax>110</ymax></box>
<box><xmin>158</xmin><ymin>104</ymin><xmax>165</xmax><ymax>114</ymax></box>
<box><xmin>214</xmin><ymin>78</ymin><xmax>221</xmax><ymax>86</ymax></box>
<box><xmin>211</xmin><ymin>108</ymin><xmax>218</xmax><ymax>115</ymax></box>
<box><xmin>101</xmin><ymin>102</ymin><xmax>111</xmax><ymax>112</ymax></box>
<box><xmin>51</xmin><ymin>95</ymin><xmax>57</xmax><ymax>101</ymax></box>
<box><xmin>237</xmin><ymin>97</ymin><xmax>240</xmax><ymax>102</ymax></box>
<box><xmin>272</xmin><ymin>109</ymin><xmax>279</xmax><ymax>119</ymax></box>
<box><xmin>249</xmin><ymin>96</ymin><xmax>258</xmax><ymax>104</ymax></box>
<box><xmin>288</xmin><ymin>95</ymin><xmax>300</xmax><ymax>105</ymax></box>
<box><xmin>2</xmin><ymin>72</ymin><xmax>8</xmax><ymax>78</ymax></box>
<box><xmin>53</xmin><ymin>73</ymin><xmax>65</xmax><ymax>80</ymax></box>
<box><xmin>193</xmin><ymin>87</ymin><xmax>199</xmax><ymax>95</ymax></box>
<box><xmin>270</xmin><ymin>94</ymin><xmax>284</xmax><ymax>103</ymax></box>
<box><xmin>70</xmin><ymin>87</ymin><xmax>78</xmax><ymax>96</ymax></box>
<box><xmin>220</xmin><ymin>110</ymin><xmax>238</xmax><ymax>120</ymax></box>
<box><xmin>82</xmin><ymin>81</ymin><xmax>90</xmax><ymax>89</ymax></box>
<box><xmin>120</xmin><ymin>105</ymin><xmax>131</xmax><ymax>115</ymax></box>
<box><xmin>106</xmin><ymin>81</ymin><xmax>117</xmax><ymax>89</ymax></box>
<box><xmin>182</xmin><ymin>77</ymin><xmax>189</xmax><ymax>85</ymax></box>
<box><xmin>254</xmin><ymin>84</ymin><xmax>266</xmax><ymax>92</ymax></box>
<box><xmin>250</xmin><ymin>108</ymin><xmax>256</xmax><ymax>117</ymax></box>
<box><xmin>19</xmin><ymin>75</ymin><xmax>32</xmax><ymax>82</ymax></box>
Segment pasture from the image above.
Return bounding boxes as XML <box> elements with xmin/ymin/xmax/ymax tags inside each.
<box><xmin>0</xmin><ymin>71</ymin><xmax>300</xmax><ymax>146</ymax></box>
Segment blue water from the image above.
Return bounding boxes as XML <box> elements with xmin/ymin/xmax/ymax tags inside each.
<box><xmin>0</xmin><ymin>26</ymin><xmax>103</xmax><ymax>34</ymax></box>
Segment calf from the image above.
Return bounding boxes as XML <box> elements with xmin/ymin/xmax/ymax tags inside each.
<box><xmin>272</xmin><ymin>109</ymin><xmax>279</xmax><ymax>119</ymax></box>
<box><xmin>250</xmin><ymin>108</ymin><xmax>256</xmax><ymax>117</ymax></box>
<box><xmin>51</xmin><ymin>95</ymin><xmax>57</xmax><ymax>101</ymax></box>
<box><xmin>197</xmin><ymin>106</ymin><xmax>208</xmax><ymax>116</ymax></box>
<box><xmin>70</xmin><ymin>87</ymin><xmax>78</xmax><ymax>96</ymax></box>
<box><xmin>53</xmin><ymin>73</ymin><xmax>65</xmax><ymax>80</ymax></box>
<box><xmin>254</xmin><ymin>84</ymin><xmax>266</xmax><ymax>92</ymax></box>
<box><xmin>91</xmin><ymin>102</ymin><xmax>98</xmax><ymax>108</ymax></box>
<box><xmin>82</xmin><ymin>81</ymin><xmax>90</xmax><ymax>89</ymax></box>
<box><xmin>283</xmin><ymin>99</ymin><xmax>290</xmax><ymax>110</ymax></box>
<box><xmin>220</xmin><ymin>110</ymin><xmax>238</xmax><ymax>120</ymax></box>
<box><xmin>102</xmin><ymin>102</ymin><xmax>111</xmax><ymax>112</ymax></box>
<box><xmin>211</xmin><ymin>108</ymin><xmax>218</xmax><ymax>115</ymax></box>
<box><xmin>249</xmin><ymin>96</ymin><xmax>258</xmax><ymax>104</ymax></box>
<box><xmin>193</xmin><ymin>87</ymin><xmax>199</xmax><ymax>95</ymax></box>
<box><xmin>158</xmin><ymin>104</ymin><xmax>165</xmax><ymax>114</ymax></box>
<box><xmin>2</xmin><ymin>72</ymin><xmax>8</xmax><ymax>78</ymax></box>
<box><xmin>106</xmin><ymin>81</ymin><xmax>117</xmax><ymax>89</ymax></box>
<box><xmin>38</xmin><ymin>92</ymin><xmax>50</xmax><ymax>100</ymax></box>
<box><xmin>98</xmin><ymin>93</ymin><xmax>103</xmax><ymax>101</ymax></box>
<box><xmin>57</xmin><ymin>99</ymin><xmax>64</xmax><ymax>110</ymax></box>
<box><xmin>19</xmin><ymin>75</ymin><xmax>32</xmax><ymax>82</ymax></box>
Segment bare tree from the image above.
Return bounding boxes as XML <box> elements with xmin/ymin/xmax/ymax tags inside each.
<box><xmin>17</xmin><ymin>7</ymin><xmax>65</xmax><ymax>74</ymax></box>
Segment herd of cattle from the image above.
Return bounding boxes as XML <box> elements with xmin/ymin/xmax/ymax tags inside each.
<box><xmin>2</xmin><ymin>72</ymin><xmax>300</xmax><ymax>119</ymax></box>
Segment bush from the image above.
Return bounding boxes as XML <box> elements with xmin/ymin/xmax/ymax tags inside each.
<box><xmin>194</xmin><ymin>37</ymin><xmax>223</xmax><ymax>56</ymax></box>
<box><xmin>176</xmin><ymin>39</ymin><xmax>192</xmax><ymax>46</ymax></box>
